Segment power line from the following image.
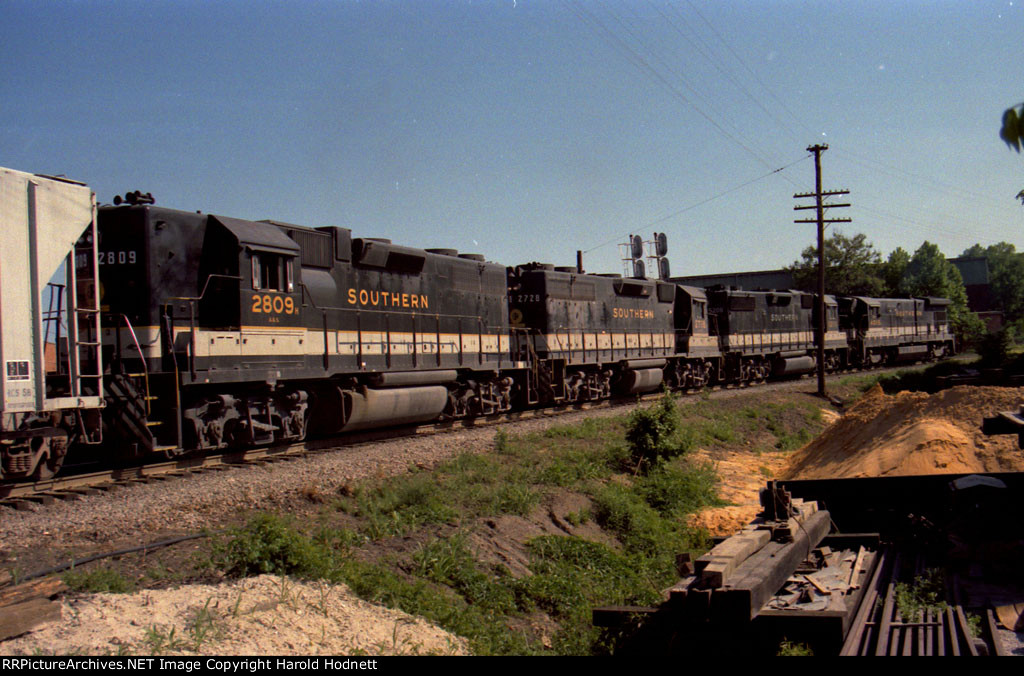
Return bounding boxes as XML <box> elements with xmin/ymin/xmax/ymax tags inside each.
<box><xmin>681</xmin><ymin>0</ymin><xmax>816</xmax><ymax>140</ymax></box>
<box><xmin>584</xmin><ymin>154</ymin><xmax>809</xmax><ymax>253</ymax></box>
<box><xmin>564</xmin><ymin>0</ymin><xmax>777</xmax><ymax>171</ymax></box>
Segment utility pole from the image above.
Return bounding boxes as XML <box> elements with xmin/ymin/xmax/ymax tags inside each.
<box><xmin>794</xmin><ymin>144</ymin><xmax>850</xmax><ymax>398</ymax></box>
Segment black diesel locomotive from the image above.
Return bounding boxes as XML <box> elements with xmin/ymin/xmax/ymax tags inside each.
<box><xmin>88</xmin><ymin>199</ymin><xmax>955</xmax><ymax>467</ymax></box>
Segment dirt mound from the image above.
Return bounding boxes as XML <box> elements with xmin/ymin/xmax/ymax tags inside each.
<box><xmin>783</xmin><ymin>385</ymin><xmax>1024</xmax><ymax>479</ymax></box>
<box><xmin>470</xmin><ymin>491</ymin><xmax>617</xmax><ymax>577</ymax></box>
<box><xmin>1</xmin><ymin>575</ymin><xmax>467</xmax><ymax>656</ymax></box>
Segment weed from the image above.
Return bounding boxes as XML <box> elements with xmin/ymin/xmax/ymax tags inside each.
<box><xmin>209</xmin><ymin>513</ymin><xmax>335</xmax><ymax>580</ymax></box>
<box><xmin>894</xmin><ymin>568</ymin><xmax>948</xmax><ymax>621</ymax></box>
<box><xmin>276</xmin><ymin>576</ymin><xmax>296</xmax><ymax>608</ymax></box>
<box><xmin>494</xmin><ymin>429</ymin><xmax>513</xmax><ymax>454</ymax></box>
<box><xmin>63</xmin><ymin>567</ymin><xmax>135</xmax><ymax>594</ymax></box>
<box><xmin>187</xmin><ymin>598</ymin><xmax>221</xmax><ymax>651</ymax></box>
<box><xmin>351</xmin><ymin>473</ymin><xmax>459</xmax><ymax>538</ymax></box>
<box><xmin>565</xmin><ymin>510</ymin><xmax>590</xmax><ymax>526</ymax></box>
<box><xmin>230</xmin><ymin>592</ymin><xmax>244</xmax><ymax>618</ymax></box>
<box><xmin>543</xmin><ymin>417</ymin><xmax>618</xmax><ymax>439</ymax></box>
<box><xmin>777</xmin><ymin>638</ymin><xmax>813</xmax><ymax>656</ymax></box>
<box><xmin>774</xmin><ymin>428</ymin><xmax>813</xmax><ymax>451</ymax></box>
<box><xmin>144</xmin><ymin>564</ymin><xmax>180</xmax><ymax>584</ymax></box>
<box><xmin>335</xmin><ymin>556</ymin><xmax>538</xmax><ymax>655</ymax></box>
<box><xmin>966</xmin><ymin>611</ymin><xmax>982</xmax><ymax>638</ymax></box>
<box><xmin>141</xmin><ymin>625</ymin><xmax>186</xmax><ymax>654</ymax></box>
<box><xmin>5</xmin><ymin>567</ymin><xmax>24</xmax><ymax>586</ymax></box>
<box><xmin>304</xmin><ymin>580</ymin><xmax>333</xmax><ymax>617</ymax></box>
<box><xmin>491</xmin><ymin>483</ymin><xmax>538</xmax><ymax>516</ymax></box>
<box><xmin>635</xmin><ymin>462</ymin><xmax>723</xmax><ymax>517</ymax></box>
<box><xmin>413</xmin><ymin>535</ymin><xmax>517</xmax><ymax>615</ymax></box>
<box><xmin>590</xmin><ymin>482</ymin><xmax>708</xmax><ymax>571</ymax></box>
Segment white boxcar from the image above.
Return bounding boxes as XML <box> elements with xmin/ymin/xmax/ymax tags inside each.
<box><xmin>0</xmin><ymin>166</ymin><xmax>103</xmax><ymax>480</ymax></box>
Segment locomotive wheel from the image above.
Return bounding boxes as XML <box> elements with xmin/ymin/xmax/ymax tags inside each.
<box><xmin>31</xmin><ymin>433</ymin><xmax>68</xmax><ymax>481</ymax></box>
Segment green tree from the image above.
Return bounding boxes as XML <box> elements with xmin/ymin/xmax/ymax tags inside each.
<box><xmin>961</xmin><ymin>243</ymin><xmax>986</xmax><ymax>258</ymax></box>
<box><xmin>882</xmin><ymin>247</ymin><xmax>910</xmax><ymax>297</ymax></box>
<box><xmin>900</xmin><ymin>242</ymin><xmax>984</xmax><ymax>343</ymax></box>
<box><xmin>789</xmin><ymin>231</ymin><xmax>886</xmax><ymax>296</ymax></box>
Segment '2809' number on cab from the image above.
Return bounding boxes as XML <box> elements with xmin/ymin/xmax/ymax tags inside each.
<box><xmin>251</xmin><ymin>294</ymin><xmax>298</xmax><ymax>315</ymax></box>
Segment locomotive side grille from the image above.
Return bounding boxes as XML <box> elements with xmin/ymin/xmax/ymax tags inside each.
<box><xmin>286</xmin><ymin>228</ymin><xmax>333</xmax><ymax>269</ymax></box>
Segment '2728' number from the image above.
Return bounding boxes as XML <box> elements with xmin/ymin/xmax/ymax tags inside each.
<box><xmin>251</xmin><ymin>294</ymin><xmax>297</xmax><ymax>315</ymax></box>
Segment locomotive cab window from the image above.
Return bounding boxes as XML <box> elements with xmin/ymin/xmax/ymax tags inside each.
<box><xmin>251</xmin><ymin>253</ymin><xmax>295</xmax><ymax>292</ymax></box>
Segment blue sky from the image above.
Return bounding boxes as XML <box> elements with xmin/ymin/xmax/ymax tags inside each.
<box><xmin>3</xmin><ymin>0</ymin><xmax>1023</xmax><ymax>277</ymax></box>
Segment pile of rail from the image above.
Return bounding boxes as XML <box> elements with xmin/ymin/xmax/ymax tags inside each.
<box><xmin>595</xmin><ymin>474</ymin><xmax>1023</xmax><ymax>655</ymax></box>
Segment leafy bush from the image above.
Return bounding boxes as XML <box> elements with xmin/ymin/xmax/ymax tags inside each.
<box><xmin>625</xmin><ymin>393</ymin><xmax>687</xmax><ymax>472</ymax></box>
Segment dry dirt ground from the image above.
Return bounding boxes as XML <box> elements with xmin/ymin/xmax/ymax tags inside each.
<box><xmin>2</xmin><ymin>575</ymin><xmax>466</xmax><ymax>656</ymax></box>
<box><xmin>783</xmin><ymin>385</ymin><xmax>1024</xmax><ymax>479</ymax></box>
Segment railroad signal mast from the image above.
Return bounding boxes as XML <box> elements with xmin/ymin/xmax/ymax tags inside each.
<box><xmin>620</xmin><ymin>232</ymin><xmax>671</xmax><ymax>280</ymax></box>
<box><xmin>793</xmin><ymin>144</ymin><xmax>850</xmax><ymax>398</ymax></box>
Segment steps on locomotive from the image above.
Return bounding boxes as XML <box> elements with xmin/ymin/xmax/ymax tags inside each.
<box><xmin>103</xmin><ymin>371</ymin><xmax>180</xmax><ymax>456</ymax></box>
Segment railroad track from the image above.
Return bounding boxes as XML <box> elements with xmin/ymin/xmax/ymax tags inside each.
<box><xmin>0</xmin><ymin>386</ymin><xmax>665</xmax><ymax>507</ymax></box>
<box><xmin>0</xmin><ymin>365</ymin><xmax>913</xmax><ymax>509</ymax></box>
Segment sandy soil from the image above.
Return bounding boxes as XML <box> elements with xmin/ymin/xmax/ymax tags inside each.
<box><xmin>689</xmin><ymin>385</ymin><xmax>1024</xmax><ymax>535</ymax></box>
<box><xmin>1</xmin><ymin>575</ymin><xmax>467</xmax><ymax>656</ymax></box>
<box><xmin>783</xmin><ymin>385</ymin><xmax>1024</xmax><ymax>479</ymax></box>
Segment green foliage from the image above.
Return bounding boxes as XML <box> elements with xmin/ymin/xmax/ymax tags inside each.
<box><xmin>777</xmin><ymin>639</ymin><xmax>813</xmax><ymax>656</ymax></box>
<box><xmin>590</xmin><ymin>481</ymin><xmax>708</xmax><ymax>562</ymax></box>
<box><xmin>521</xmin><ymin>537</ymin><xmax>660</xmax><ymax>618</ymax></box>
<box><xmin>491</xmin><ymin>483</ymin><xmax>539</xmax><ymax>516</ymax></box>
<box><xmin>493</xmin><ymin>429</ymin><xmax>512</xmax><ymax>455</ymax></box>
<box><xmin>543</xmin><ymin>416</ymin><xmax>619</xmax><ymax>439</ymax></box>
<box><xmin>634</xmin><ymin>463</ymin><xmax>723</xmax><ymax>517</ymax></box>
<box><xmin>141</xmin><ymin>625</ymin><xmax>187</xmax><ymax>654</ymax></box>
<box><xmin>900</xmin><ymin>241</ymin><xmax>983</xmax><ymax>345</ymax></box>
<box><xmin>337</xmin><ymin>553</ymin><xmax>539</xmax><ymax>655</ymax></box>
<box><xmin>210</xmin><ymin>513</ymin><xmax>335</xmax><ymax>579</ymax></box>
<box><xmin>438</xmin><ymin>455</ymin><xmax>539</xmax><ymax>517</ymax></box>
<box><xmin>625</xmin><ymin>392</ymin><xmax>688</xmax><ymax>472</ymax></box>
<box><xmin>789</xmin><ymin>231</ymin><xmax>886</xmax><ymax>296</ymax></box>
<box><xmin>342</xmin><ymin>472</ymin><xmax>458</xmax><ymax>538</ymax></box>
<box><xmin>894</xmin><ymin>568</ymin><xmax>948</xmax><ymax>621</ymax></box>
<box><xmin>1001</xmin><ymin>100</ymin><xmax>1024</xmax><ymax>204</ymax></box>
<box><xmin>413</xmin><ymin>535</ymin><xmax>518</xmax><ymax>615</ymax></box>
<box><xmin>63</xmin><ymin>567</ymin><xmax>135</xmax><ymax>594</ymax></box>
<box><xmin>961</xmin><ymin>242</ymin><xmax>1024</xmax><ymax>323</ymax></box>
<box><xmin>874</xmin><ymin>359</ymin><xmax>966</xmax><ymax>393</ymax></box>
<box><xmin>883</xmin><ymin>247</ymin><xmax>911</xmax><ymax>297</ymax></box>
<box><xmin>977</xmin><ymin>325</ymin><xmax>1016</xmax><ymax>367</ymax></box>
<box><xmin>1001</xmin><ymin>102</ymin><xmax>1024</xmax><ymax>153</ymax></box>
<box><xmin>186</xmin><ymin>598</ymin><xmax>222</xmax><ymax>651</ymax></box>
<box><xmin>535</xmin><ymin>446</ymin><xmax>613</xmax><ymax>486</ymax></box>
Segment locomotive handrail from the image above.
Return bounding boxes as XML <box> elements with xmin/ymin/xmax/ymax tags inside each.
<box><xmin>164</xmin><ymin>274</ymin><xmax>243</xmax><ymax>304</ymax></box>
<box><xmin>104</xmin><ymin>313</ymin><xmax>152</xmax><ymax>416</ymax></box>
